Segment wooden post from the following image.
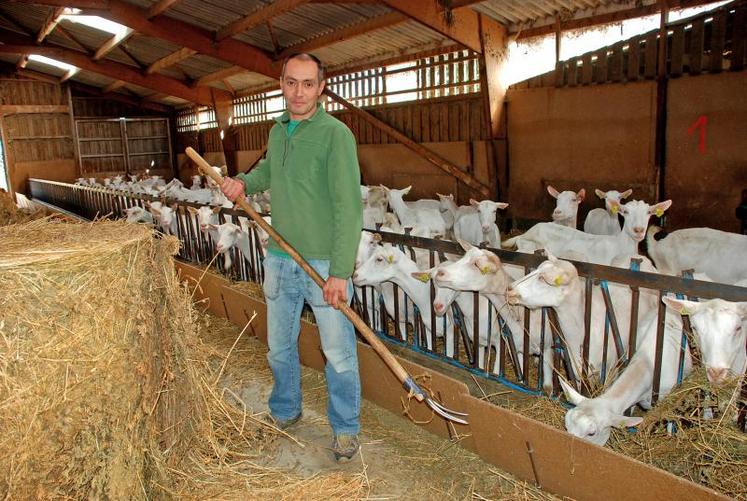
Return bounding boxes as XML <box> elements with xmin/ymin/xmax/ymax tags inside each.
<box><xmin>477</xmin><ymin>13</ymin><xmax>509</xmax><ymax>201</ymax></box>
<box><xmin>324</xmin><ymin>88</ymin><xmax>491</xmax><ymax>198</ymax></box>
<box><xmin>655</xmin><ymin>1</ymin><xmax>668</xmax><ymax>201</ymax></box>
<box><xmin>211</xmin><ymin>88</ymin><xmax>238</xmax><ymax>176</ymax></box>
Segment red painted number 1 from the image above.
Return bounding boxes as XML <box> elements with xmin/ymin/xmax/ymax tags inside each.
<box><xmin>687</xmin><ymin>115</ymin><xmax>707</xmax><ymax>154</ymax></box>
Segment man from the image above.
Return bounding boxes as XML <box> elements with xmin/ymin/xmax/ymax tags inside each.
<box><xmin>221</xmin><ymin>53</ymin><xmax>363</xmax><ymax>462</ymax></box>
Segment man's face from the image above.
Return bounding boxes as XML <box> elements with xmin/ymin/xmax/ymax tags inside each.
<box><xmin>280</xmin><ymin>58</ymin><xmax>325</xmax><ymax>120</ymax></box>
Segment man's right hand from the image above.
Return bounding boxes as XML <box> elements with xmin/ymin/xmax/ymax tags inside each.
<box><xmin>221</xmin><ymin>177</ymin><xmax>245</xmax><ymax>202</ymax></box>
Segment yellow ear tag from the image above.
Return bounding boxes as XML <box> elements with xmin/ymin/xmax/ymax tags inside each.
<box><xmin>386</xmin><ymin>255</ymin><xmax>394</xmax><ymax>264</ymax></box>
<box><xmin>680</xmin><ymin>306</ymin><xmax>691</xmax><ymax>316</ymax></box>
<box><xmin>415</xmin><ymin>273</ymin><xmax>429</xmax><ymax>283</ymax></box>
<box><xmin>655</xmin><ymin>208</ymin><xmax>664</xmax><ymax>217</ymax></box>
<box><xmin>480</xmin><ymin>266</ymin><xmax>492</xmax><ymax>275</ymax></box>
<box><xmin>611</xmin><ymin>205</ymin><xmax>618</xmax><ymax>215</ymax></box>
<box><xmin>554</xmin><ymin>276</ymin><xmax>562</xmax><ymax>286</ymax></box>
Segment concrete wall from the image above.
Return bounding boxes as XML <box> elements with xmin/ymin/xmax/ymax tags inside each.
<box><xmin>506</xmin><ymin>81</ymin><xmax>657</xmax><ymax>228</ymax></box>
<box><xmin>666</xmin><ymin>71</ymin><xmax>747</xmax><ymax>232</ymax></box>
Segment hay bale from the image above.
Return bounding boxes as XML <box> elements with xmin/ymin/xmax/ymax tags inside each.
<box><xmin>0</xmin><ymin>219</ymin><xmax>365</xmax><ymax>499</ymax></box>
<box><xmin>0</xmin><ymin>190</ymin><xmax>44</xmax><ymax>226</ymax></box>
<box><xmin>0</xmin><ymin>219</ymin><xmax>198</xmax><ymax>498</ymax></box>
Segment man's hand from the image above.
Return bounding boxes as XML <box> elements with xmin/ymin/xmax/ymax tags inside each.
<box><xmin>221</xmin><ymin>177</ymin><xmax>245</xmax><ymax>202</ymax></box>
<box><xmin>323</xmin><ymin>276</ymin><xmax>348</xmax><ymax>309</ymax></box>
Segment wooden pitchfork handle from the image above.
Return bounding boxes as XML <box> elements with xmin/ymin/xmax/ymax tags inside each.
<box><xmin>186</xmin><ymin>147</ymin><xmax>468</xmax><ymax>424</ymax></box>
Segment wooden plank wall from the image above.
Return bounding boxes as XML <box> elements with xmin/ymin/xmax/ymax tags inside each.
<box><xmin>176</xmin><ymin>94</ymin><xmax>486</xmax><ymax>154</ymax></box>
<box><xmin>513</xmin><ymin>2</ymin><xmax>746</xmax><ymax>90</ymax></box>
<box><xmin>0</xmin><ymin>78</ymin><xmax>76</xmax><ymax>194</ymax></box>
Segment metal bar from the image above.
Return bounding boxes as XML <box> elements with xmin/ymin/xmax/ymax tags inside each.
<box><xmin>651</xmin><ymin>290</ymin><xmax>668</xmax><ymax>404</ymax></box>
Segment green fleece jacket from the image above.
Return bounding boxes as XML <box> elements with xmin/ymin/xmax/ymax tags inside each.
<box><xmin>236</xmin><ymin>103</ymin><xmax>362</xmax><ymax>279</ymax></box>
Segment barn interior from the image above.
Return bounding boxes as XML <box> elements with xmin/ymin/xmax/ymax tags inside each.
<box><xmin>0</xmin><ymin>0</ymin><xmax>746</xmax><ymax>499</ymax></box>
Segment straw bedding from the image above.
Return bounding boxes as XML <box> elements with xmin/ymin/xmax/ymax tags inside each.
<box><xmin>0</xmin><ymin>218</ymin><xmax>364</xmax><ymax>499</ymax></box>
<box><xmin>0</xmin><ymin>190</ymin><xmax>45</xmax><ymax>226</ymax></box>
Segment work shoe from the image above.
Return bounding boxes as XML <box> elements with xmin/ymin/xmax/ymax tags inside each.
<box><xmin>271</xmin><ymin>412</ymin><xmax>302</xmax><ymax>430</ymax></box>
<box><xmin>331</xmin><ymin>433</ymin><xmax>360</xmax><ymax>463</ymax></box>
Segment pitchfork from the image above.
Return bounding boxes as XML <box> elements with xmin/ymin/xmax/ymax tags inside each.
<box><xmin>186</xmin><ymin>147</ymin><xmax>468</xmax><ymax>425</ymax></box>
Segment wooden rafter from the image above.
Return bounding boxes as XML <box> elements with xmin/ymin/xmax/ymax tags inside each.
<box><xmin>215</xmin><ymin>0</ymin><xmax>312</xmax><ymax>42</ymax></box>
<box><xmin>71</xmin><ymin>81</ymin><xmax>172</xmax><ymax>112</ymax></box>
<box><xmin>37</xmin><ymin>6</ymin><xmax>65</xmax><ymax>43</ymax></box>
<box><xmin>59</xmin><ymin>67</ymin><xmax>79</xmax><ymax>82</ymax></box>
<box><xmin>378</xmin><ymin>0</ymin><xmax>488</xmax><ymax>53</ymax></box>
<box><xmin>146</xmin><ymin>47</ymin><xmax>196</xmax><ymax>75</ymax></box>
<box><xmin>266</xmin><ymin>21</ymin><xmax>280</xmax><ymax>55</ymax></box>
<box><xmin>0</xmin><ymin>9</ymin><xmax>34</xmax><ymax>36</ymax></box>
<box><xmin>147</xmin><ymin>0</ymin><xmax>182</xmax><ymax>19</ymax></box>
<box><xmin>117</xmin><ymin>42</ymin><xmax>146</xmax><ymax>69</ymax></box>
<box><xmin>193</xmin><ymin>65</ymin><xmax>246</xmax><ymax>87</ymax></box>
<box><xmin>0</xmin><ymin>29</ymin><xmax>230</xmax><ymax>106</ymax></box>
<box><xmin>103</xmin><ymin>79</ymin><xmax>125</xmax><ymax>93</ymax></box>
<box><xmin>56</xmin><ymin>25</ymin><xmax>93</xmax><ymax>54</ymax></box>
<box><xmin>276</xmin><ymin>11</ymin><xmax>406</xmax><ymax>59</ymax></box>
<box><xmin>93</xmin><ymin>27</ymin><xmax>134</xmax><ymax>60</ymax></box>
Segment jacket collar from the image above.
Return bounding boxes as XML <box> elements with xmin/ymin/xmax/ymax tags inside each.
<box><xmin>276</xmin><ymin>102</ymin><xmax>325</xmax><ymax>125</ymax></box>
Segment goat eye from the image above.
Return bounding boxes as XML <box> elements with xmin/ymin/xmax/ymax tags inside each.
<box><xmin>375</xmin><ymin>257</ymin><xmax>384</xmax><ymax>263</ymax></box>
<box><xmin>587</xmin><ymin>431</ymin><xmax>596</xmax><ymax>436</ymax></box>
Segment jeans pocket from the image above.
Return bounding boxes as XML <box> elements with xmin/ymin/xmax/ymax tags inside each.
<box><xmin>262</xmin><ymin>255</ymin><xmax>283</xmax><ymax>300</ymax></box>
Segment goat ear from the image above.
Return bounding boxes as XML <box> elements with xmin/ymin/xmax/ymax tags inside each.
<box><xmin>212</xmin><ymin>206</ymin><xmax>222</xmax><ymax>214</ymax></box>
<box><xmin>457</xmin><ymin>239</ymin><xmax>474</xmax><ymax>252</ymax></box>
<box><xmin>559</xmin><ymin>378</ymin><xmax>587</xmax><ymax>406</ymax></box>
<box><xmin>576</xmin><ymin>188</ymin><xmax>585</xmax><ymax>202</ymax></box>
<box><xmin>410</xmin><ymin>271</ymin><xmax>431</xmax><ymax>283</ymax></box>
<box><xmin>650</xmin><ymin>200</ymin><xmax>672</xmax><ymax>217</ymax></box>
<box><xmin>496</xmin><ymin>202</ymin><xmax>509</xmax><ymax>210</ymax></box>
<box><xmin>621</xmin><ymin>189</ymin><xmax>633</xmax><ymax>199</ymax></box>
<box><xmin>662</xmin><ymin>296</ymin><xmax>700</xmax><ymax>316</ymax></box>
<box><xmin>403</xmin><ymin>185</ymin><xmax>412</xmax><ymax>194</ymax></box>
<box><xmin>610</xmin><ymin>414</ymin><xmax>643</xmax><ymax>429</ymax></box>
<box><xmin>469</xmin><ymin>198</ymin><xmax>479</xmax><ymax>208</ymax></box>
<box><xmin>477</xmin><ymin>253</ymin><xmax>501</xmax><ymax>275</ymax></box>
<box><xmin>595</xmin><ymin>189</ymin><xmax>606</xmax><ymax>199</ymax></box>
<box><xmin>187</xmin><ymin>206</ymin><xmax>197</xmax><ymax>215</ymax></box>
<box><xmin>372</xmin><ymin>232</ymin><xmax>382</xmax><ymax>243</ymax></box>
<box><xmin>547</xmin><ymin>185</ymin><xmax>559</xmax><ymax>198</ymax></box>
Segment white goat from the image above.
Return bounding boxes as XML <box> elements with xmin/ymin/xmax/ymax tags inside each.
<box><xmin>354</xmin><ymin>244</ymin><xmax>454</xmax><ymax>355</ymax></box>
<box><xmin>382</xmin><ymin>185</ymin><xmax>447</xmax><ymax>239</ymax></box>
<box><xmin>646</xmin><ymin>226</ymin><xmax>747</xmax><ymax>285</ymax></box>
<box><xmin>452</xmin><ymin>199</ymin><xmax>509</xmax><ymax>248</ymax></box>
<box><xmin>584</xmin><ymin>189</ymin><xmax>632</xmax><ymax>235</ymax></box>
<box><xmin>503</xmin><ymin>199</ymin><xmax>672</xmax><ymax>266</ymax></box>
<box><xmin>548</xmin><ymin>185</ymin><xmax>585</xmax><ymax>228</ymax></box>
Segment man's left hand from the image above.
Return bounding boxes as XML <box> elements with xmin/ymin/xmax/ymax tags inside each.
<box><xmin>323</xmin><ymin>276</ymin><xmax>348</xmax><ymax>309</ymax></box>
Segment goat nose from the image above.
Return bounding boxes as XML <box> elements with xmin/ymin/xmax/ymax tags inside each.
<box><xmin>707</xmin><ymin>367</ymin><xmax>728</xmax><ymax>384</ymax></box>
<box><xmin>506</xmin><ymin>287</ymin><xmax>519</xmax><ymax>304</ymax></box>
<box><xmin>434</xmin><ymin>302</ymin><xmax>444</xmax><ymax>313</ymax></box>
<box><xmin>633</xmin><ymin>227</ymin><xmax>644</xmax><ymax>234</ymax></box>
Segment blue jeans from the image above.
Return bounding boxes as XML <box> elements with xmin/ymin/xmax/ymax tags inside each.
<box><xmin>262</xmin><ymin>253</ymin><xmax>361</xmax><ymax>435</ymax></box>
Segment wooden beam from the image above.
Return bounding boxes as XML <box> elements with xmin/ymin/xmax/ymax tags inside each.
<box><xmin>13</xmin><ymin>0</ymin><xmax>109</xmax><ymax>7</ymax></box>
<box><xmin>37</xmin><ymin>6</ymin><xmax>65</xmax><ymax>43</ymax></box>
<box><xmin>323</xmin><ymin>88</ymin><xmax>491</xmax><ymax>197</ymax></box>
<box><xmin>216</xmin><ymin>0</ymin><xmax>312</xmax><ymax>42</ymax></box>
<box><xmin>117</xmin><ymin>42</ymin><xmax>146</xmax><ymax>69</ymax></box>
<box><xmin>0</xmin><ymin>9</ymin><xmax>34</xmax><ymax>36</ymax></box>
<box><xmin>378</xmin><ymin>0</ymin><xmax>484</xmax><ymax>53</ymax></box>
<box><xmin>266</xmin><ymin>21</ymin><xmax>280</xmax><ymax>55</ymax></box>
<box><xmin>194</xmin><ymin>65</ymin><xmax>247</xmax><ymax>87</ymax></box>
<box><xmin>276</xmin><ymin>11</ymin><xmax>407</xmax><ymax>59</ymax></box>
<box><xmin>93</xmin><ymin>27</ymin><xmax>134</xmax><ymax>60</ymax></box>
<box><xmin>0</xmin><ymin>29</ymin><xmax>230</xmax><ymax>106</ymax></box>
<box><xmin>59</xmin><ymin>67</ymin><xmax>79</xmax><ymax>82</ymax></box>
<box><xmin>102</xmin><ymin>79</ymin><xmax>125</xmax><ymax>93</ymax></box>
<box><xmin>0</xmin><ymin>104</ymin><xmax>69</xmax><ymax>113</ymax></box>
<box><xmin>81</xmin><ymin>0</ymin><xmax>280</xmax><ymax>78</ymax></box>
<box><xmin>147</xmin><ymin>0</ymin><xmax>181</xmax><ymax>19</ymax></box>
<box><xmin>211</xmin><ymin>87</ymin><xmax>238</xmax><ymax>176</ymax></box>
<box><xmin>145</xmin><ymin>47</ymin><xmax>196</xmax><ymax>75</ymax></box>
<box><xmin>16</xmin><ymin>54</ymin><xmax>29</xmax><ymax>70</ymax></box>
<box><xmin>479</xmin><ymin>14</ymin><xmax>508</xmax><ymax>139</ymax></box>
<box><xmin>56</xmin><ymin>25</ymin><xmax>93</xmax><ymax>54</ymax></box>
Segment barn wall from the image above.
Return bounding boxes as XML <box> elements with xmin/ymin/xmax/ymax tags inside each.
<box><xmin>0</xmin><ymin>78</ymin><xmax>76</xmax><ymax>195</ymax></box>
<box><xmin>506</xmin><ymin>69</ymin><xmax>747</xmax><ymax>231</ymax></box>
<box><xmin>665</xmin><ymin>71</ymin><xmax>747</xmax><ymax>232</ymax></box>
<box><xmin>506</xmin><ymin>81</ymin><xmax>657</xmax><ymax>227</ymax></box>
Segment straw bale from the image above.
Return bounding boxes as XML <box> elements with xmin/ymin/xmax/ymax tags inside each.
<box><xmin>0</xmin><ymin>189</ymin><xmax>44</xmax><ymax>226</ymax></box>
<box><xmin>0</xmin><ymin>218</ymin><xmax>364</xmax><ymax>499</ymax></box>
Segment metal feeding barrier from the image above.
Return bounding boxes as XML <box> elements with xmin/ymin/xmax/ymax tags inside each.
<box><xmin>29</xmin><ymin>177</ymin><xmax>747</xmax><ymax>430</ymax></box>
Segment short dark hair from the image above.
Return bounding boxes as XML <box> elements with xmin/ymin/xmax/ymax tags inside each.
<box><xmin>281</xmin><ymin>53</ymin><xmax>325</xmax><ymax>82</ymax></box>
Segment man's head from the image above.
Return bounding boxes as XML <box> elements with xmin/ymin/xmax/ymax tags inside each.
<box><xmin>280</xmin><ymin>53</ymin><xmax>326</xmax><ymax>120</ymax></box>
